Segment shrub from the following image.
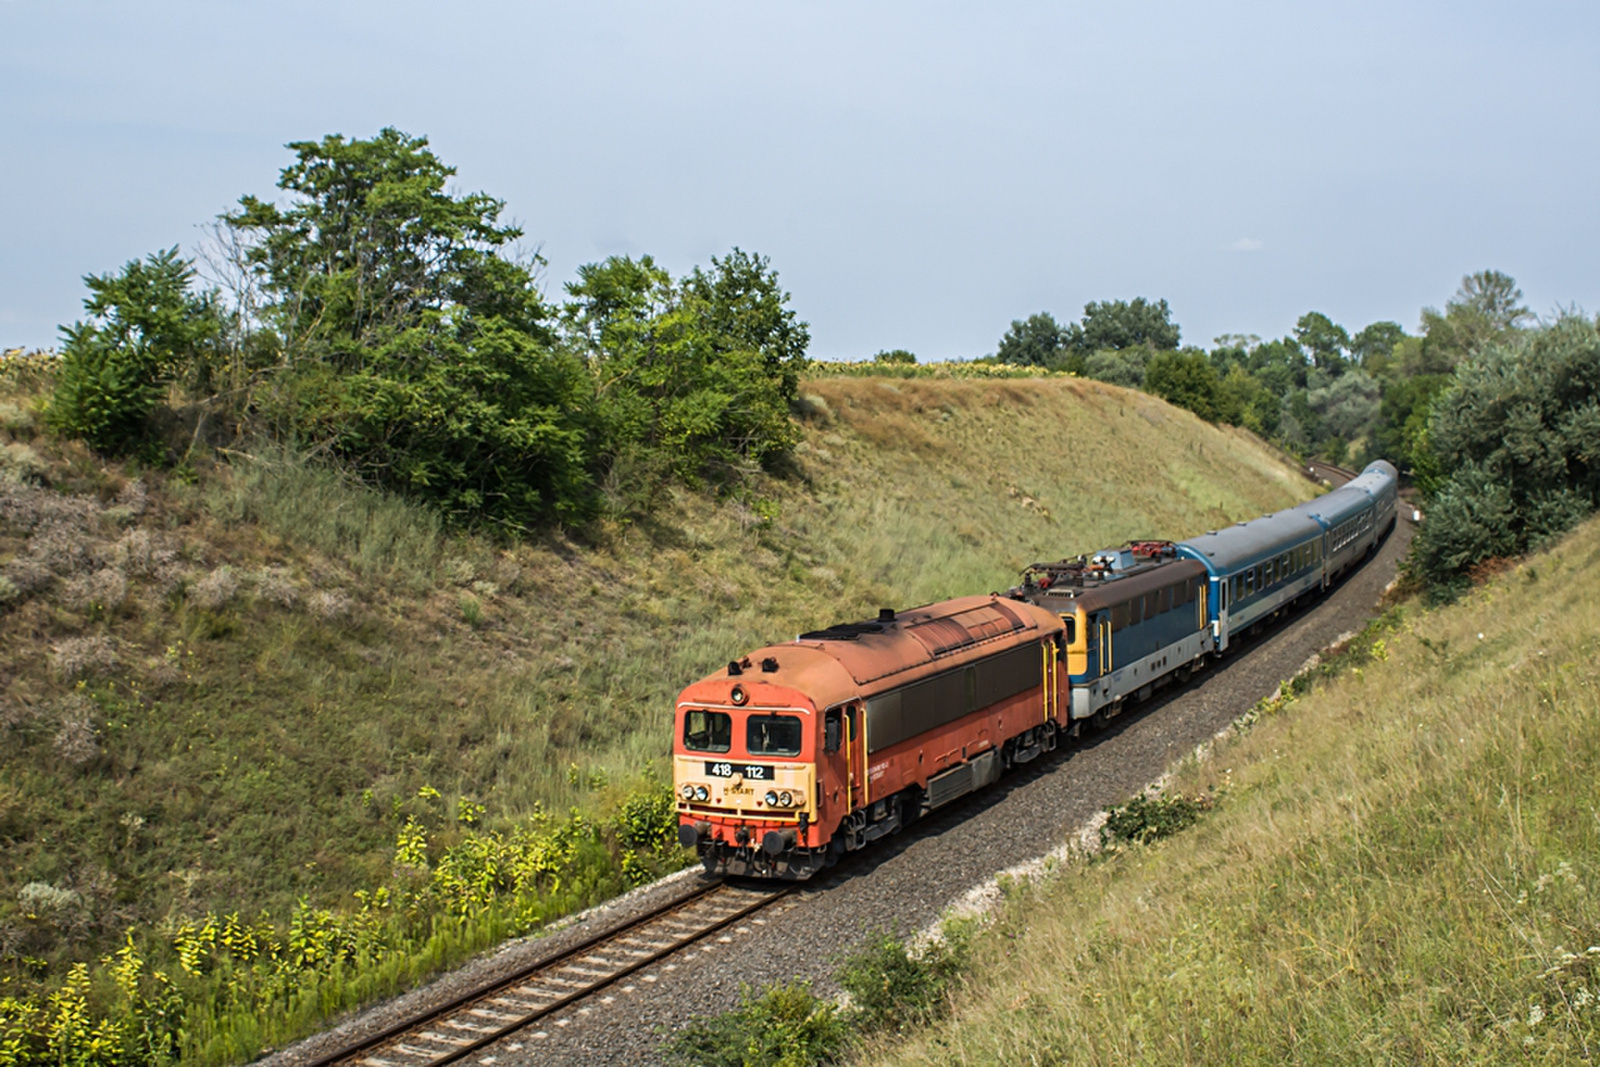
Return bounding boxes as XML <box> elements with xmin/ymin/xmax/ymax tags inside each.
<box><xmin>51</xmin><ymin>636</ymin><xmax>118</xmax><ymax>680</ymax></box>
<box><xmin>1100</xmin><ymin>790</ymin><xmax>1210</xmax><ymax>847</ymax></box>
<box><xmin>1413</xmin><ymin>315</ymin><xmax>1600</xmax><ymax>598</ymax></box>
<box><xmin>662</xmin><ymin>982</ymin><xmax>850</xmax><ymax>1067</ymax></box>
<box><xmin>837</xmin><ymin>930</ymin><xmax>969</xmax><ymax>1035</ymax></box>
<box><xmin>46</xmin><ymin>248</ymin><xmax>222</xmax><ymax>457</ymax></box>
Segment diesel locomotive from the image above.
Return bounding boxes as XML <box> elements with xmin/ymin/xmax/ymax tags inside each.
<box><xmin>674</xmin><ymin>460</ymin><xmax>1399</xmax><ymax>878</ymax></box>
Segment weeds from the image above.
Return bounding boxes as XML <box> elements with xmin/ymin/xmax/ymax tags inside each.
<box><xmin>1099</xmin><ymin>791</ymin><xmax>1212</xmax><ymax>848</ymax></box>
<box><xmin>663</xmin><ymin>930</ymin><xmax>970</xmax><ymax>1066</ymax></box>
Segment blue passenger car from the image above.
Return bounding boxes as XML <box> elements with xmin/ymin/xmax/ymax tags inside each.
<box><xmin>1176</xmin><ymin>510</ymin><xmax>1325</xmax><ymax>651</ymax></box>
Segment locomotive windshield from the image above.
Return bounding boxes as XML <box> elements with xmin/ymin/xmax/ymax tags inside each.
<box><xmin>683</xmin><ymin>709</ymin><xmax>732</xmax><ymax>753</ymax></box>
<box><xmin>746</xmin><ymin>714</ymin><xmax>803</xmax><ymax>757</ymax></box>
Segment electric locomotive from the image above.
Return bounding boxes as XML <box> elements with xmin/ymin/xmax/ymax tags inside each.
<box><xmin>1009</xmin><ymin>541</ymin><xmax>1212</xmax><ymax>724</ymax></box>
<box><xmin>673</xmin><ymin>595</ymin><xmax>1066</xmax><ymax>878</ymax></box>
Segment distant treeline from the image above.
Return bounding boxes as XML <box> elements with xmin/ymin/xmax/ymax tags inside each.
<box><xmin>48</xmin><ymin>128</ymin><xmax>809</xmax><ymax>530</ymax></box>
<box><xmin>987</xmin><ymin>282</ymin><xmax>1600</xmax><ymax>600</ymax></box>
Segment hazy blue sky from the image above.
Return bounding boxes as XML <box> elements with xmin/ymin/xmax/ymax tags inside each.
<box><xmin>3</xmin><ymin>1</ymin><xmax>1597</xmax><ymax>359</ymax></box>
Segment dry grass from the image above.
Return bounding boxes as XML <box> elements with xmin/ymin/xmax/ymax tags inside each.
<box><xmin>870</xmin><ymin>516</ymin><xmax>1600</xmax><ymax>1066</ymax></box>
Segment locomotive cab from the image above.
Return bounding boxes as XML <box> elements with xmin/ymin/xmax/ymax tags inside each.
<box><xmin>673</xmin><ymin>676</ymin><xmax>833</xmax><ymax>878</ymax></box>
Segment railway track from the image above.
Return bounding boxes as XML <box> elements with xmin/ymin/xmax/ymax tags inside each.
<box><xmin>304</xmin><ymin>880</ymin><xmax>788</xmax><ymax>1067</ymax></box>
<box><xmin>1306</xmin><ymin>459</ymin><xmax>1357</xmax><ymax>485</ymax></box>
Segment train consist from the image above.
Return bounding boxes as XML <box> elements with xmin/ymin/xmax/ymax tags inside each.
<box><xmin>673</xmin><ymin>460</ymin><xmax>1398</xmax><ymax>878</ymax></box>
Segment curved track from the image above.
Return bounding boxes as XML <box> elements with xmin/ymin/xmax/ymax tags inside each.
<box><xmin>303</xmin><ymin>881</ymin><xmax>788</xmax><ymax>1067</ymax></box>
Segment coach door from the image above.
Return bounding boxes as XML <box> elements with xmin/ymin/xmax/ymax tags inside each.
<box><xmin>1086</xmin><ymin>611</ymin><xmax>1111</xmax><ymax>678</ymax></box>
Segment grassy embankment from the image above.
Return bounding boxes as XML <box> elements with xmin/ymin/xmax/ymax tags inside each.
<box><xmin>869</xmin><ymin>514</ymin><xmax>1600</xmax><ymax>1065</ymax></box>
<box><xmin>0</xmin><ymin>357</ymin><xmax>1312</xmax><ymax>1059</ymax></box>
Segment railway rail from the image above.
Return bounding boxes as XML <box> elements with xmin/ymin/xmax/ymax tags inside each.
<box><xmin>304</xmin><ymin>880</ymin><xmax>788</xmax><ymax>1067</ymax></box>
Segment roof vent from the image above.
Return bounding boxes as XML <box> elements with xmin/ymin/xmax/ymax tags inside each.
<box><xmin>878</xmin><ymin>608</ymin><xmax>895</xmax><ymax>622</ymax></box>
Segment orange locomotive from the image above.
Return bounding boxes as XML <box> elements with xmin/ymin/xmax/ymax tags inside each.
<box><xmin>673</xmin><ymin>595</ymin><xmax>1067</xmax><ymax>878</ymax></box>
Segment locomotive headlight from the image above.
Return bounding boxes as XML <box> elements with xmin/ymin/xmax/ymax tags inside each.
<box><xmin>680</xmin><ymin>784</ymin><xmax>695</xmax><ymax>801</ymax></box>
<box><xmin>779</xmin><ymin>791</ymin><xmax>793</xmax><ymax>807</ymax></box>
<box><xmin>694</xmin><ymin>785</ymin><xmax>709</xmax><ymax>802</ymax></box>
<box><xmin>764</xmin><ymin>790</ymin><xmax>779</xmax><ymax>807</ymax></box>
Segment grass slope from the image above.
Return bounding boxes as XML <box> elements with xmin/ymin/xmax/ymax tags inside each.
<box><xmin>0</xmin><ymin>366</ymin><xmax>1310</xmax><ymax>989</ymax></box>
<box><xmin>872</xmin><ymin>516</ymin><xmax>1600</xmax><ymax>1065</ymax></box>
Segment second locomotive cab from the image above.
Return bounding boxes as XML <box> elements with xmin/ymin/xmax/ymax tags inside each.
<box><xmin>673</xmin><ymin>595</ymin><xmax>1067</xmax><ymax>878</ymax></box>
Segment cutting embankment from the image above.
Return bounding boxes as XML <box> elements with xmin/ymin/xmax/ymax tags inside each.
<box><xmin>0</xmin><ymin>368</ymin><xmax>1310</xmax><ymax>1061</ymax></box>
<box><xmin>869</xmin><ymin>510</ymin><xmax>1600</xmax><ymax>1065</ymax></box>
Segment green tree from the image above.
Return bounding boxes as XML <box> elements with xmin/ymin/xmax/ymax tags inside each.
<box><xmin>224</xmin><ymin>127</ymin><xmax>546</xmax><ymax>364</ymax></box>
<box><xmin>1216</xmin><ymin>363</ymin><xmax>1277</xmax><ymax>433</ymax></box>
<box><xmin>220</xmin><ymin>129</ymin><xmax>599</xmax><ymax>527</ymax></box>
<box><xmin>1308</xmin><ymin>370</ymin><xmax>1381</xmax><ymax>462</ymax></box>
<box><xmin>1144</xmin><ymin>349</ymin><xmax>1222</xmax><ymax>421</ymax></box>
<box><xmin>1069</xmin><ymin>297</ymin><xmax>1180</xmax><ymax>353</ymax></box>
<box><xmin>1294</xmin><ymin>312</ymin><xmax>1350</xmax><ymax>375</ymax></box>
<box><xmin>563</xmin><ymin>249</ymin><xmax>809</xmax><ymax>486</ymax></box>
<box><xmin>1081</xmin><ymin>346</ymin><xmax>1152</xmax><ymax>389</ymax></box>
<box><xmin>872</xmin><ymin>349</ymin><xmax>916</xmax><ymax>364</ymax></box>
<box><xmin>1350</xmin><ymin>320</ymin><xmax>1406</xmax><ymax>367</ymax></box>
<box><xmin>995</xmin><ymin>312</ymin><xmax>1068</xmax><ymax>367</ymax></box>
<box><xmin>1418</xmin><ymin>269</ymin><xmax>1531</xmax><ymax>369</ymax></box>
<box><xmin>48</xmin><ymin>248</ymin><xmax>222</xmax><ymax>455</ymax></box>
<box><xmin>1414</xmin><ymin>314</ymin><xmax>1600</xmax><ymax>597</ymax></box>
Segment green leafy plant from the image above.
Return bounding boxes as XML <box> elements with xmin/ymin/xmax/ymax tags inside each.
<box><xmin>47</xmin><ymin>248</ymin><xmax>221</xmax><ymax>456</ymax></box>
<box><xmin>1100</xmin><ymin>791</ymin><xmax>1211</xmax><ymax>847</ymax></box>
<box><xmin>662</xmin><ymin>982</ymin><xmax>850</xmax><ymax>1067</ymax></box>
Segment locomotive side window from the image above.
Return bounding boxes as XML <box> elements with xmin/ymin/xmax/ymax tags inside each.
<box><xmin>824</xmin><ymin>709</ymin><xmax>842</xmax><ymax>753</ymax></box>
<box><xmin>747</xmin><ymin>714</ymin><xmax>803</xmax><ymax>757</ymax></box>
<box><xmin>1062</xmin><ymin>615</ymin><xmax>1077</xmax><ymax>644</ymax></box>
<box><xmin>684</xmin><ymin>710</ymin><xmax>732</xmax><ymax>753</ymax></box>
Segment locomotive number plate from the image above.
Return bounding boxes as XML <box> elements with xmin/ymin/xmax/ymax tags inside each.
<box><xmin>704</xmin><ymin>761</ymin><xmax>771</xmax><ymax>780</ymax></box>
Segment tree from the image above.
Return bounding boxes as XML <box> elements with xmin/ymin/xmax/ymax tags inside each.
<box><xmin>873</xmin><ymin>349</ymin><xmax>916</xmax><ymax>364</ymax></box>
<box><xmin>1418</xmin><ymin>269</ymin><xmax>1531</xmax><ymax>368</ymax></box>
<box><xmin>1308</xmin><ymin>370</ymin><xmax>1382</xmax><ymax>461</ymax></box>
<box><xmin>1293</xmin><ymin>312</ymin><xmax>1350</xmax><ymax>375</ymax></box>
<box><xmin>995</xmin><ymin>312</ymin><xmax>1068</xmax><ymax>367</ymax></box>
<box><xmin>1413</xmin><ymin>314</ymin><xmax>1600</xmax><ymax>597</ymax></box>
<box><xmin>224</xmin><ymin>127</ymin><xmax>546</xmax><ymax>364</ymax></box>
<box><xmin>47</xmin><ymin>248</ymin><xmax>222</xmax><ymax>455</ymax></box>
<box><xmin>563</xmin><ymin>249</ymin><xmax>810</xmax><ymax>485</ymax></box>
<box><xmin>220</xmin><ymin>129</ymin><xmax>598</xmax><ymax>527</ymax></box>
<box><xmin>1070</xmin><ymin>297</ymin><xmax>1180</xmax><ymax>353</ymax></box>
<box><xmin>1144</xmin><ymin>349</ymin><xmax>1222</xmax><ymax>421</ymax></box>
<box><xmin>1349</xmin><ymin>321</ymin><xmax>1406</xmax><ymax>367</ymax></box>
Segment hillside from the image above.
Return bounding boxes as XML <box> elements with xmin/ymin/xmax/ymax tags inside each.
<box><xmin>870</xmin><ymin>510</ymin><xmax>1600</xmax><ymax>1063</ymax></box>
<box><xmin>0</xmin><ymin>361</ymin><xmax>1313</xmax><ymax>1058</ymax></box>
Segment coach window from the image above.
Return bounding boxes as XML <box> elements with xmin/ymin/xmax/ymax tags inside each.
<box><xmin>684</xmin><ymin>710</ymin><xmax>732</xmax><ymax>753</ymax></box>
<box><xmin>747</xmin><ymin>714</ymin><xmax>803</xmax><ymax>757</ymax></box>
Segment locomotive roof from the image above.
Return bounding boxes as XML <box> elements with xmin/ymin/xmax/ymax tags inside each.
<box><xmin>1176</xmin><ymin>508</ymin><xmax>1325</xmax><ymax>573</ymax></box>
<box><xmin>1012</xmin><ymin>555</ymin><xmax>1206</xmax><ymax>613</ymax></box>
<box><xmin>680</xmin><ymin>594</ymin><xmax>1061</xmax><ymax>711</ymax></box>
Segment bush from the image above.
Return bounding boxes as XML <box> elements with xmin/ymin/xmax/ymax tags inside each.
<box><xmin>837</xmin><ymin>930</ymin><xmax>968</xmax><ymax>1035</ymax></box>
<box><xmin>46</xmin><ymin>248</ymin><xmax>221</xmax><ymax>457</ymax></box>
<box><xmin>1144</xmin><ymin>348</ymin><xmax>1222</xmax><ymax>421</ymax></box>
<box><xmin>1413</xmin><ymin>315</ymin><xmax>1600</xmax><ymax>598</ymax></box>
<box><xmin>1100</xmin><ymin>791</ymin><xmax>1210</xmax><ymax>847</ymax></box>
<box><xmin>292</xmin><ymin>314</ymin><xmax>602</xmax><ymax>529</ymax></box>
<box><xmin>662</xmin><ymin>983</ymin><xmax>850</xmax><ymax>1067</ymax></box>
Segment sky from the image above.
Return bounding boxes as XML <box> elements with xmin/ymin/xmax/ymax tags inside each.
<box><xmin>3</xmin><ymin>1</ymin><xmax>1598</xmax><ymax>360</ymax></box>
